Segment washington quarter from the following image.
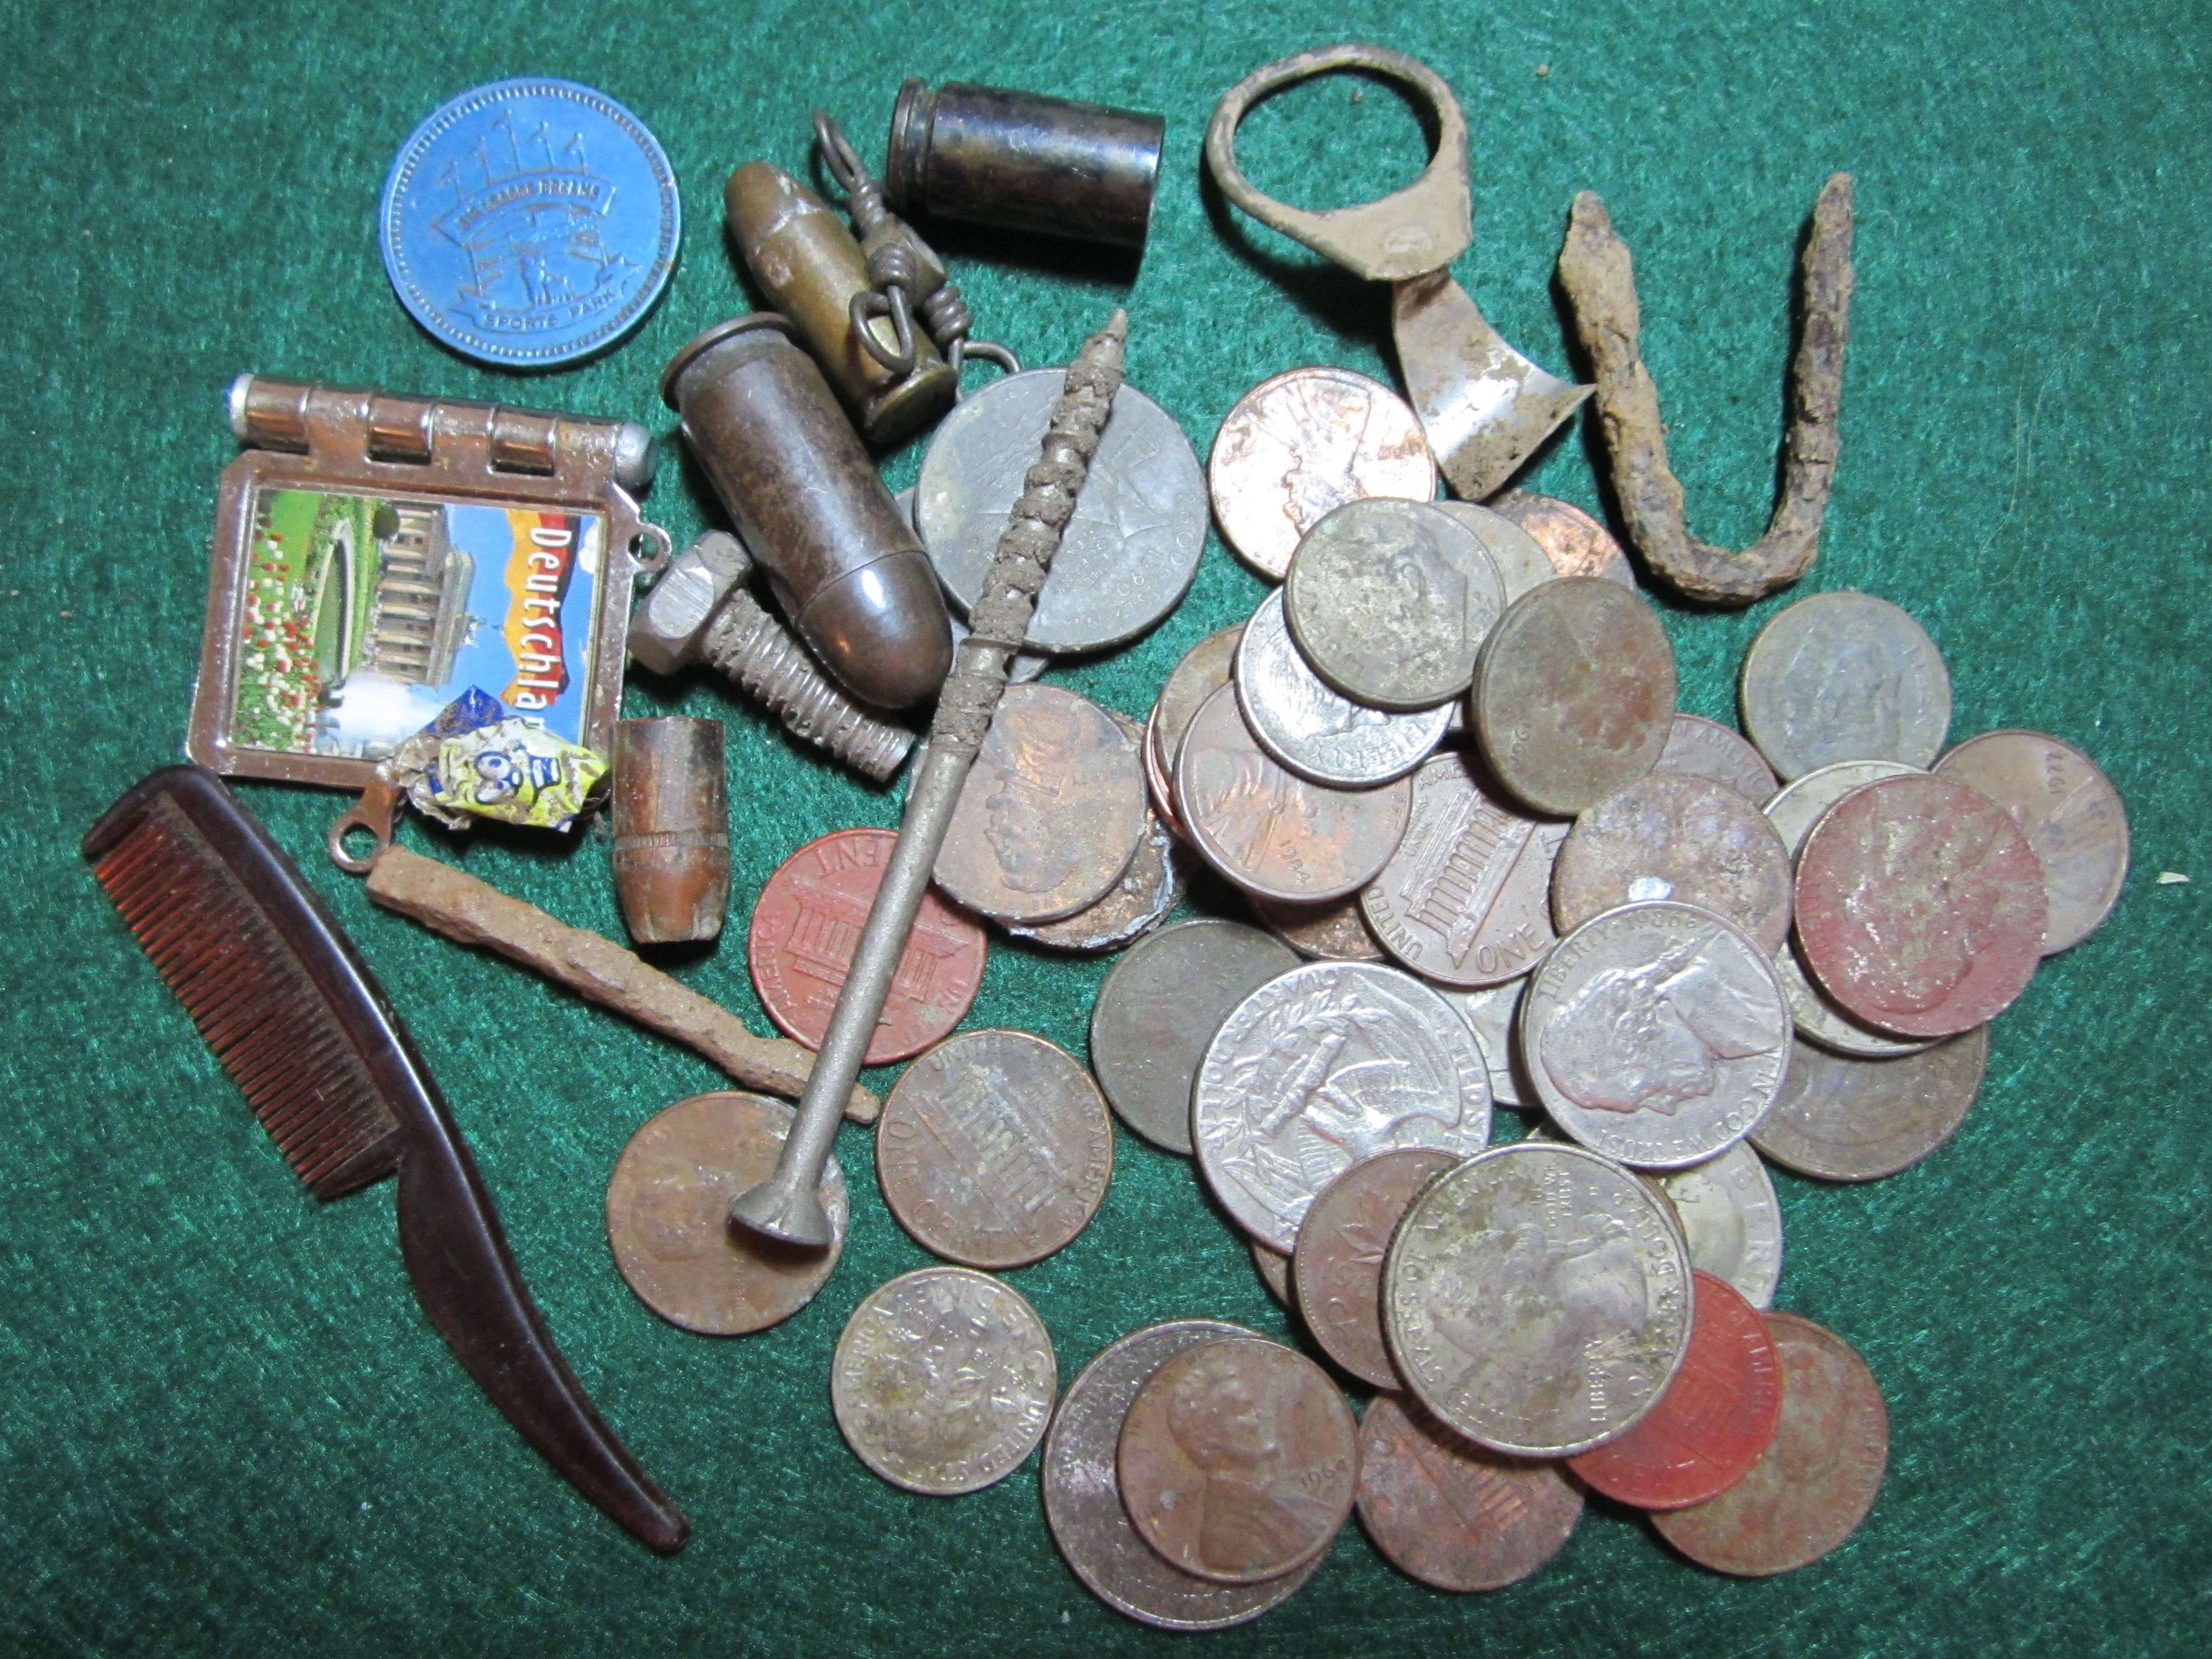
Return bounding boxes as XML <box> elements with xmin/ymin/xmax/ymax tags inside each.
<box><xmin>1935</xmin><ymin>728</ymin><xmax>2128</xmax><ymax>953</ymax></box>
<box><xmin>1656</xmin><ymin>1140</ymin><xmax>1783</xmax><ymax>1309</ymax></box>
<box><xmin>1751</xmin><ymin>1029</ymin><xmax>1990</xmax><ymax>1181</ymax></box>
<box><xmin>1356</xmin><ymin>1393</ymin><xmax>1583</xmax><ymax>1591</ymax></box>
<box><xmin>1552</xmin><ymin>773</ymin><xmax>1794</xmax><ymax>954</ymax></box>
<box><xmin>1653</xmin><ymin>713</ymin><xmax>1778</xmax><ymax>806</ymax></box>
<box><xmin>1235</xmin><ymin>588</ymin><xmax>1449</xmax><ymax>787</ymax></box>
<box><xmin>1740</xmin><ymin>591</ymin><xmax>1952</xmax><ymax>780</ymax></box>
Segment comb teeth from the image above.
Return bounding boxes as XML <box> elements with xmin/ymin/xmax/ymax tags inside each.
<box><xmin>92</xmin><ymin>794</ymin><xmax>402</xmax><ymax>1198</ymax></box>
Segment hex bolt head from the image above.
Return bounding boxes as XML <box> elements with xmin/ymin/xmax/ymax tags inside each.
<box><xmin>628</xmin><ymin>531</ymin><xmax>754</xmax><ymax>676</ymax></box>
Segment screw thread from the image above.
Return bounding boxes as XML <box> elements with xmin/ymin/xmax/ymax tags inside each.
<box><xmin>702</xmin><ymin>589</ymin><xmax>915</xmax><ymax>782</ymax></box>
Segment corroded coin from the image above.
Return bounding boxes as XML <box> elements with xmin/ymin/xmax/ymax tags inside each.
<box><xmin>900</xmin><ymin>491</ymin><xmax>1046</xmax><ymax>682</ymax></box>
<box><xmin>1489</xmin><ymin>491</ymin><xmax>1637</xmax><ymax>588</ymax></box>
<box><xmin>606</xmin><ymin>1092</ymin><xmax>848</xmax><ymax>1335</ymax></box>
<box><xmin>1657</xmin><ymin>1141</ymin><xmax>1783</xmax><ymax>1309</ymax></box>
<box><xmin>1194</xmin><ymin>962</ymin><xmax>1494</xmax><ymax>1252</ymax></box>
<box><xmin>1119</xmin><ymin>1337</ymin><xmax>1359</xmax><ymax>1584</ymax></box>
<box><xmin>1208</xmin><ymin>367</ymin><xmax>1437</xmax><ymax>581</ymax></box>
<box><xmin>1285</xmin><ymin>499</ymin><xmax>1504</xmax><ymax>709</ymax></box>
<box><xmin>1009</xmin><ymin>705</ymin><xmax>1188</xmax><ymax>953</ymax></box>
<box><xmin>1552</xmin><ymin>772</ymin><xmax>1794</xmax><ymax>954</ymax></box>
<box><xmin>1251</xmin><ymin>1241</ymin><xmax>1293</xmax><ymax>1307</ymax></box>
<box><xmin>1251</xmin><ymin>893</ymin><xmax>1387</xmax><ymax>962</ymax></box>
<box><xmin>1235</xmin><ymin>589</ymin><xmax>1449</xmax><ymax>787</ymax></box>
<box><xmin>1090</xmin><ymin>919</ymin><xmax>1300</xmax><ymax>1155</ymax></box>
<box><xmin>1653</xmin><ymin>713</ymin><xmax>1778</xmax><ymax>806</ymax></box>
<box><xmin>1438</xmin><ymin>977</ymin><xmax>1528</xmax><ymax>1107</ymax></box>
<box><xmin>1740</xmin><ymin>591</ymin><xmax>1952</xmax><ymax>780</ymax></box>
<box><xmin>1176</xmin><ymin>685</ymin><xmax>1412</xmax><ymax>903</ymax></box>
<box><xmin>937</xmin><ymin>683</ymin><xmax>1149</xmax><ymax>924</ymax></box>
<box><xmin>1384</xmin><ymin>1141</ymin><xmax>1693</xmax><ymax>1455</ymax></box>
<box><xmin>1041</xmin><ymin>1319</ymin><xmax>1319</xmax><ymax>1630</ymax></box>
<box><xmin>877</xmin><ymin>1030</ymin><xmax>1114</xmax><ymax>1268</ymax></box>
<box><xmin>831</xmin><ymin>1266</ymin><xmax>1057</xmax><ymax>1495</ymax></box>
<box><xmin>1434</xmin><ymin>501</ymin><xmax>1559</xmax><ymax>602</ymax></box>
<box><xmin>1523</xmin><ymin>901</ymin><xmax>1792</xmax><ymax>1169</ymax></box>
<box><xmin>1356</xmin><ymin>1393</ymin><xmax>1584</xmax><ymax>1592</ymax></box>
<box><xmin>1652</xmin><ymin>1312</ymin><xmax>1888</xmax><ymax>1575</ymax></box>
<box><xmin>1473</xmin><ymin>576</ymin><xmax>1676</xmax><ymax>816</ymax></box>
<box><xmin>1751</xmin><ymin>1029</ymin><xmax>1990</xmax><ymax>1181</ymax></box>
<box><xmin>1796</xmin><ymin>774</ymin><xmax>2047</xmax><ymax>1037</ymax></box>
<box><xmin>1569</xmin><ymin>1271</ymin><xmax>1784</xmax><ymax>1510</ymax></box>
<box><xmin>1360</xmin><ymin>751</ymin><xmax>1569</xmax><ymax>988</ymax></box>
<box><xmin>1934</xmin><ymin>728</ymin><xmax>2129</xmax><ymax>953</ymax></box>
<box><xmin>1293</xmin><ymin>1148</ymin><xmax>1461</xmax><ymax>1388</ymax></box>
<box><xmin>918</xmin><ymin>368</ymin><xmax>1206</xmax><ymax>653</ymax></box>
<box><xmin>750</xmin><ymin>828</ymin><xmax>988</xmax><ymax>1066</ymax></box>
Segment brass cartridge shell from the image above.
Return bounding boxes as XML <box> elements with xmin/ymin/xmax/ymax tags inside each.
<box><xmin>661</xmin><ymin>315</ymin><xmax>953</xmax><ymax>711</ymax></box>
<box><xmin>612</xmin><ymin>717</ymin><xmax>731</xmax><ymax>945</ymax></box>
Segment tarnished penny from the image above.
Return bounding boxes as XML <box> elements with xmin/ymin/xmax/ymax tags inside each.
<box><xmin>1434</xmin><ymin>500</ymin><xmax>1561</xmax><ymax>603</ymax></box>
<box><xmin>1524</xmin><ymin>902</ymin><xmax>1793</xmax><ymax>1170</ymax></box>
<box><xmin>831</xmin><ymin>1266</ymin><xmax>1057</xmax><ymax>1495</ymax></box>
<box><xmin>1489</xmin><ymin>491</ymin><xmax>1637</xmax><ymax>588</ymax></box>
<box><xmin>1569</xmin><ymin>1270</ymin><xmax>1784</xmax><ymax>1510</ymax></box>
<box><xmin>1208</xmin><ymin>366</ymin><xmax>1437</xmax><ymax>580</ymax></box>
<box><xmin>1473</xmin><ymin>576</ymin><xmax>1677</xmax><ymax>817</ymax></box>
<box><xmin>1041</xmin><ymin>1320</ymin><xmax>1319</xmax><ymax>1630</ymax></box>
<box><xmin>1251</xmin><ymin>893</ymin><xmax>1387</xmax><ymax>962</ymax></box>
<box><xmin>1010</xmin><ymin>706</ymin><xmax>1188</xmax><ymax>953</ymax></box>
<box><xmin>1658</xmin><ymin>1141</ymin><xmax>1783</xmax><ymax>1309</ymax></box>
<box><xmin>1176</xmin><ymin>684</ymin><xmax>1412</xmax><ymax>903</ymax></box>
<box><xmin>1654</xmin><ymin>713</ymin><xmax>1778</xmax><ymax>806</ymax></box>
<box><xmin>1361</xmin><ymin>751</ymin><xmax>1570</xmax><ymax>989</ymax></box>
<box><xmin>1143</xmin><ymin>706</ymin><xmax>1187</xmax><ymax>840</ymax></box>
<box><xmin>1796</xmin><ymin>774</ymin><xmax>2047</xmax><ymax>1037</ymax></box>
<box><xmin>1935</xmin><ymin>728</ymin><xmax>2129</xmax><ymax>953</ymax></box>
<box><xmin>1285</xmin><ymin>498</ymin><xmax>1504</xmax><ymax>709</ymax></box>
<box><xmin>1439</xmin><ymin>977</ymin><xmax>1528</xmax><ymax>1107</ymax></box>
<box><xmin>1652</xmin><ymin>1312</ymin><xmax>1888</xmax><ymax>1575</ymax></box>
<box><xmin>1740</xmin><ymin>591</ymin><xmax>1952</xmax><ymax>781</ymax></box>
<box><xmin>1250</xmin><ymin>1241</ymin><xmax>1293</xmax><ymax>1306</ymax></box>
<box><xmin>1236</xmin><ymin>588</ymin><xmax>1449</xmax><ymax>787</ymax></box>
<box><xmin>751</xmin><ymin>828</ymin><xmax>987</xmax><ymax>1066</ymax></box>
<box><xmin>1119</xmin><ymin>1337</ymin><xmax>1359</xmax><ymax>1584</ymax></box>
<box><xmin>937</xmin><ymin>683</ymin><xmax>1148</xmax><ymax>924</ymax></box>
<box><xmin>1751</xmin><ymin>1029</ymin><xmax>1990</xmax><ymax>1181</ymax></box>
<box><xmin>1090</xmin><ymin>919</ymin><xmax>1300</xmax><ymax>1155</ymax></box>
<box><xmin>1552</xmin><ymin>773</ymin><xmax>1794</xmax><ymax>954</ymax></box>
<box><xmin>1293</xmin><ymin>1149</ymin><xmax>1460</xmax><ymax>1387</ymax></box>
<box><xmin>1357</xmin><ymin>1393</ymin><xmax>1583</xmax><ymax>1592</ymax></box>
<box><xmin>877</xmin><ymin>1029</ymin><xmax>1114</xmax><ymax>1268</ymax></box>
<box><xmin>606</xmin><ymin>1092</ymin><xmax>848</xmax><ymax>1335</ymax></box>
<box><xmin>1194</xmin><ymin>962</ymin><xmax>1493</xmax><ymax>1252</ymax></box>
<box><xmin>1154</xmin><ymin>625</ymin><xmax>1246</xmax><ymax>771</ymax></box>
<box><xmin>1384</xmin><ymin>1141</ymin><xmax>1693</xmax><ymax>1455</ymax></box>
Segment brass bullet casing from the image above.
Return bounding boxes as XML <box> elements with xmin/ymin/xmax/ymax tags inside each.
<box><xmin>662</xmin><ymin>315</ymin><xmax>954</xmax><ymax>710</ymax></box>
<box><xmin>886</xmin><ymin>80</ymin><xmax>1165</xmax><ymax>251</ymax></box>
<box><xmin>725</xmin><ymin>162</ymin><xmax>956</xmax><ymax>446</ymax></box>
<box><xmin>613</xmin><ymin>718</ymin><xmax>732</xmax><ymax>945</ymax></box>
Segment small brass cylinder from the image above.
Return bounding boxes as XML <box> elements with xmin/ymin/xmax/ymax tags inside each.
<box><xmin>661</xmin><ymin>315</ymin><xmax>953</xmax><ymax>710</ymax></box>
<box><xmin>885</xmin><ymin>80</ymin><xmax>1164</xmax><ymax>250</ymax></box>
<box><xmin>612</xmin><ymin>718</ymin><xmax>731</xmax><ymax>945</ymax></box>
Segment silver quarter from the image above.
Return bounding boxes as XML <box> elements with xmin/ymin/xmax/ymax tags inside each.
<box><xmin>831</xmin><ymin>1266</ymin><xmax>1057</xmax><ymax>1495</ymax></box>
<box><xmin>1193</xmin><ymin>961</ymin><xmax>1493</xmax><ymax>1252</ymax></box>
<box><xmin>1552</xmin><ymin>773</ymin><xmax>1794</xmax><ymax>954</ymax></box>
<box><xmin>900</xmin><ymin>489</ymin><xmax>1047</xmax><ymax>682</ymax></box>
<box><xmin>1235</xmin><ymin>588</ymin><xmax>1449</xmax><ymax>787</ymax></box>
<box><xmin>1434</xmin><ymin>501</ymin><xmax>1560</xmax><ymax>603</ymax></box>
<box><xmin>1656</xmin><ymin>1140</ymin><xmax>1783</xmax><ymax>1308</ymax></box>
<box><xmin>1935</xmin><ymin>728</ymin><xmax>2130</xmax><ymax>953</ymax></box>
<box><xmin>1384</xmin><ymin>1141</ymin><xmax>1693</xmax><ymax>1456</ymax></box>
<box><xmin>1740</xmin><ymin>591</ymin><xmax>1952</xmax><ymax>780</ymax></box>
<box><xmin>1522</xmin><ymin>901</ymin><xmax>1792</xmax><ymax>1169</ymax></box>
<box><xmin>1438</xmin><ymin>978</ymin><xmax>1528</xmax><ymax>1108</ymax></box>
<box><xmin>1751</xmin><ymin>1029</ymin><xmax>1990</xmax><ymax>1181</ymax></box>
<box><xmin>1653</xmin><ymin>713</ymin><xmax>1778</xmax><ymax>806</ymax></box>
<box><xmin>917</xmin><ymin>368</ymin><xmax>1207</xmax><ymax>653</ymax></box>
<box><xmin>1089</xmin><ymin>920</ymin><xmax>1300</xmax><ymax>1155</ymax></box>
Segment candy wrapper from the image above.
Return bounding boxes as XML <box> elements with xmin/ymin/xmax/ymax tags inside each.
<box><xmin>380</xmin><ymin>688</ymin><xmax>608</xmax><ymax>832</ymax></box>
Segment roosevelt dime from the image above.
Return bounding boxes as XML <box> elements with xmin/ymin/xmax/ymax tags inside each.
<box><xmin>1740</xmin><ymin>591</ymin><xmax>1952</xmax><ymax>780</ymax></box>
<box><xmin>1750</xmin><ymin>1029</ymin><xmax>1990</xmax><ymax>1181</ymax></box>
<box><xmin>1235</xmin><ymin>588</ymin><xmax>1449</xmax><ymax>787</ymax></box>
<box><xmin>831</xmin><ymin>1266</ymin><xmax>1056</xmax><ymax>1495</ymax></box>
<box><xmin>1434</xmin><ymin>500</ymin><xmax>1561</xmax><ymax>603</ymax></box>
<box><xmin>1653</xmin><ymin>713</ymin><xmax>1779</xmax><ymax>806</ymax></box>
<box><xmin>1657</xmin><ymin>1141</ymin><xmax>1783</xmax><ymax>1309</ymax></box>
<box><xmin>1765</xmin><ymin>759</ymin><xmax>1921</xmax><ymax>856</ymax></box>
<box><xmin>1194</xmin><ymin>962</ymin><xmax>1493</xmax><ymax>1252</ymax></box>
<box><xmin>1934</xmin><ymin>728</ymin><xmax>2129</xmax><ymax>953</ymax></box>
<box><xmin>1552</xmin><ymin>772</ymin><xmax>1794</xmax><ymax>954</ymax></box>
<box><xmin>1489</xmin><ymin>491</ymin><xmax>1638</xmax><ymax>588</ymax></box>
<box><xmin>1775</xmin><ymin>940</ymin><xmax>1935</xmax><ymax>1059</ymax></box>
<box><xmin>1356</xmin><ymin>1393</ymin><xmax>1583</xmax><ymax>1591</ymax></box>
<box><xmin>1294</xmin><ymin>1148</ymin><xmax>1462</xmax><ymax>1388</ymax></box>
<box><xmin>1522</xmin><ymin>901</ymin><xmax>1792</xmax><ymax>1169</ymax></box>
<box><xmin>1384</xmin><ymin>1141</ymin><xmax>1693</xmax><ymax>1455</ymax></box>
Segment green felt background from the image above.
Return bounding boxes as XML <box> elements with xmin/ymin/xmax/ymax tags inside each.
<box><xmin>3</xmin><ymin>0</ymin><xmax>2207</xmax><ymax>1652</ymax></box>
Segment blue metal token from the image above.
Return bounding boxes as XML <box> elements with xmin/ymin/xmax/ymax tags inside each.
<box><xmin>379</xmin><ymin>78</ymin><xmax>681</xmax><ymax>370</ymax></box>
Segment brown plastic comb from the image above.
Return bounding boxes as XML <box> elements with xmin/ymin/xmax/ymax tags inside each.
<box><xmin>84</xmin><ymin>765</ymin><xmax>688</xmax><ymax>1554</ymax></box>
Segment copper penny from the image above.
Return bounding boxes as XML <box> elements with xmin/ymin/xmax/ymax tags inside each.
<box><xmin>749</xmin><ymin>828</ymin><xmax>987</xmax><ymax>1066</ymax></box>
<box><xmin>1251</xmin><ymin>1240</ymin><xmax>1293</xmax><ymax>1306</ymax></box>
<box><xmin>1251</xmin><ymin>892</ymin><xmax>1387</xmax><ymax>962</ymax></box>
<box><xmin>1568</xmin><ymin>1270</ymin><xmax>1783</xmax><ymax>1509</ymax></box>
<box><xmin>1473</xmin><ymin>576</ymin><xmax>1676</xmax><ymax>817</ymax></box>
<box><xmin>1795</xmin><ymin>774</ymin><xmax>2047</xmax><ymax>1037</ymax></box>
<box><xmin>1653</xmin><ymin>713</ymin><xmax>1778</xmax><ymax>806</ymax></box>
<box><xmin>1293</xmin><ymin>1149</ymin><xmax>1460</xmax><ymax>1388</ymax></box>
<box><xmin>1360</xmin><ymin>751</ymin><xmax>1569</xmax><ymax>988</ymax></box>
<box><xmin>1010</xmin><ymin>705</ymin><xmax>1190</xmax><ymax>953</ymax></box>
<box><xmin>1751</xmin><ymin>1029</ymin><xmax>1990</xmax><ymax>1182</ymax></box>
<box><xmin>936</xmin><ymin>683</ymin><xmax>1149</xmax><ymax>925</ymax></box>
<box><xmin>1652</xmin><ymin>1312</ymin><xmax>1888</xmax><ymax>1575</ymax></box>
<box><xmin>1176</xmin><ymin>684</ymin><xmax>1412</xmax><ymax>902</ymax></box>
<box><xmin>605</xmin><ymin>1092</ymin><xmax>848</xmax><ymax>1335</ymax></box>
<box><xmin>1118</xmin><ymin>1336</ymin><xmax>1359</xmax><ymax>1584</ymax></box>
<box><xmin>1552</xmin><ymin>772</ymin><xmax>1794</xmax><ymax>954</ymax></box>
<box><xmin>1208</xmin><ymin>367</ymin><xmax>1436</xmax><ymax>580</ymax></box>
<box><xmin>1489</xmin><ymin>491</ymin><xmax>1637</xmax><ymax>588</ymax></box>
<box><xmin>1143</xmin><ymin>706</ymin><xmax>1187</xmax><ymax>841</ymax></box>
<box><xmin>1155</xmin><ymin>625</ymin><xmax>1246</xmax><ymax>771</ymax></box>
<box><xmin>1934</xmin><ymin>728</ymin><xmax>2129</xmax><ymax>953</ymax></box>
<box><xmin>1355</xmin><ymin>1394</ymin><xmax>1583</xmax><ymax>1592</ymax></box>
<box><xmin>877</xmin><ymin>1029</ymin><xmax>1115</xmax><ymax>1269</ymax></box>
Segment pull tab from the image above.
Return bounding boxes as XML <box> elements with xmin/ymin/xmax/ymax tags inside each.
<box><xmin>328</xmin><ymin>778</ymin><xmax>400</xmax><ymax>874</ymax></box>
